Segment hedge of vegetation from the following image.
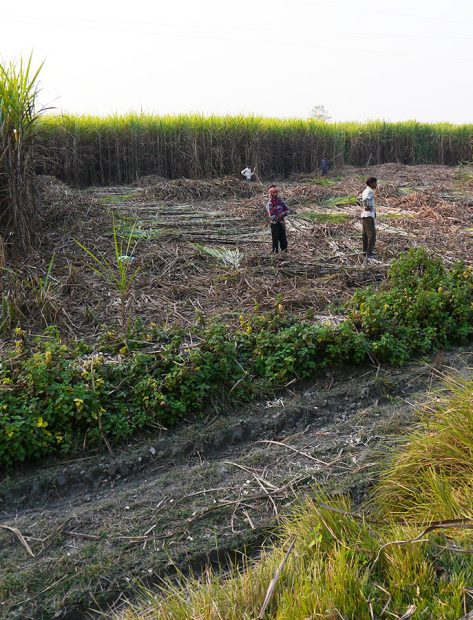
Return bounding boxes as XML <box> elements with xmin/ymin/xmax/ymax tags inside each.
<box><xmin>1</xmin><ymin>248</ymin><xmax>472</xmax><ymax>467</ymax></box>
<box><xmin>33</xmin><ymin>114</ymin><xmax>473</xmax><ymax>186</ymax></box>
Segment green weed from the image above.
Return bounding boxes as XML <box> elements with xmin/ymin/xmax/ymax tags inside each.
<box><xmin>100</xmin><ymin>193</ymin><xmax>137</xmax><ymax>205</ymax></box>
<box><xmin>1</xmin><ymin>248</ymin><xmax>473</xmax><ymax>467</ymax></box>
<box><xmin>114</xmin><ymin>225</ymin><xmax>162</xmax><ymax>241</ymax></box>
<box><xmin>0</xmin><ymin>293</ymin><xmax>20</xmax><ymax>333</ymax></box>
<box><xmin>299</xmin><ymin>211</ymin><xmax>350</xmax><ymax>224</ymax></box>
<box><xmin>313</xmin><ymin>177</ymin><xmax>338</xmax><ymax>187</ymax></box>
<box><xmin>76</xmin><ymin>219</ymin><xmax>141</xmax><ymax>337</ymax></box>
<box><xmin>321</xmin><ymin>194</ymin><xmax>359</xmax><ymax>207</ymax></box>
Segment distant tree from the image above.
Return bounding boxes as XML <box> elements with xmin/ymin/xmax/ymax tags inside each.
<box><xmin>310</xmin><ymin>105</ymin><xmax>331</xmax><ymax>121</ymax></box>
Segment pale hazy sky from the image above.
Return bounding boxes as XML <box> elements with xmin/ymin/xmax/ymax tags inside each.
<box><xmin>3</xmin><ymin>0</ymin><xmax>473</xmax><ymax>122</ymax></box>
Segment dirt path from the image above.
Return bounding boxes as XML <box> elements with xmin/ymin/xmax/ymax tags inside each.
<box><xmin>1</xmin><ymin>346</ymin><xmax>472</xmax><ymax>620</ymax></box>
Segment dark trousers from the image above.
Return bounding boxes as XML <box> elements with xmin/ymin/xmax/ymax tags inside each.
<box><xmin>362</xmin><ymin>217</ymin><xmax>376</xmax><ymax>256</ymax></box>
<box><xmin>271</xmin><ymin>222</ymin><xmax>288</xmax><ymax>253</ymax></box>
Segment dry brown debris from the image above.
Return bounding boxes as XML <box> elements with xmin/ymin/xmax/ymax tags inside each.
<box><xmin>138</xmin><ymin>176</ymin><xmax>264</xmax><ymax>202</ymax></box>
<box><xmin>2</xmin><ymin>165</ymin><xmax>472</xmax><ymax>338</ymax></box>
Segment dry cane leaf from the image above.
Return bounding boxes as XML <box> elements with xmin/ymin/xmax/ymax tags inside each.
<box><xmin>399</xmin><ymin>604</ymin><xmax>417</xmax><ymax>620</ymax></box>
<box><xmin>258</xmin><ymin>538</ymin><xmax>296</xmax><ymax>619</ymax></box>
<box><xmin>0</xmin><ymin>524</ymin><xmax>35</xmax><ymax>557</ymax></box>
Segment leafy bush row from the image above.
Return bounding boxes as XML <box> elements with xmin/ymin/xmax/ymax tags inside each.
<box><xmin>1</xmin><ymin>248</ymin><xmax>472</xmax><ymax>466</ymax></box>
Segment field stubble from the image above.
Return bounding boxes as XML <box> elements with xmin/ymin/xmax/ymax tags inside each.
<box><xmin>1</xmin><ymin>164</ymin><xmax>472</xmax><ymax>341</ymax></box>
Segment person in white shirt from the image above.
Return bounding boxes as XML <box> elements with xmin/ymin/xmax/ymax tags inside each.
<box><xmin>361</xmin><ymin>177</ymin><xmax>377</xmax><ymax>259</ymax></box>
<box><xmin>241</xmin><ymin>166</ymin><xmax>254</xmax><ymax>182</ymax></box>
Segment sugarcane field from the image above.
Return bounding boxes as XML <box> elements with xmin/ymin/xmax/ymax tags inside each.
<box><xmin>1</xmin><ymin>15</ymin><xmax>473</xmax><ymax>620</ymax></box>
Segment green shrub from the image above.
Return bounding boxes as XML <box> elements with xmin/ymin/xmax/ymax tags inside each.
<box><xmin>1</xmin><ymin>249</ymin><xmax>472</xmax><ymax>467</ymax></box>
<box><xmin>348</xmin><ymin>248</ymin><xmax>473</xmax><ymax>362</ymax></box>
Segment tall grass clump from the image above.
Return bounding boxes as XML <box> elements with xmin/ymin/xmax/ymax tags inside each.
<box><xmin>375</xmin><ymin>377</ymin><xmax>473</xmax><ymax>522</ymax></box>
<box><xmin>0</xmin><ymin>54</ymin><xmax>44</xmax><ymax>251</ymax></box>
<box><xmin>120</xmin><ymin>382</ymin><xmax>473</xmax><ymax>620</ymax></box>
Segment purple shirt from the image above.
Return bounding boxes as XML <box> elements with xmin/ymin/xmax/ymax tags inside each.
<box><xmin>266</xmin><ymin>197</ymin><xmax>288</xmax><ymax>223</ymax></box>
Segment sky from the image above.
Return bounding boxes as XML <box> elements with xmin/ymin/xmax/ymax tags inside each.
<box><xmin>3</xmin><ymin>0</ymin><xmax>473</xmax><ymax>123</ymax></box>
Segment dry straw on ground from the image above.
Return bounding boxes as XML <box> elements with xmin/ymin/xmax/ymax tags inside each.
<box><xmin>1</xmin><ymin>164</ymin><xmax>472</xmax><ymax>340</ymax></box>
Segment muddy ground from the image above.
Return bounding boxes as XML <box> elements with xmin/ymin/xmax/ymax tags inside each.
<box><xmin>1</xmin><ymin>346</ymin><xmax>472</xmax><ymax>619</ymax></box>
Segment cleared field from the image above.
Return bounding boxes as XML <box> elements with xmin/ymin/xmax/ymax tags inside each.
<box><xmin>1</xmin><ymin>53</ymin><xmax>473</xmax><ymax>620</ymax></box>
<box><xmin>4</xmin><ymin>163</ymin><xmax>471</xmax><ymax>339</ymax></box>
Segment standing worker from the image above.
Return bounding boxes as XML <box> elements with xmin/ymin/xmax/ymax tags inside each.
<box><xmin>266</xmin><ymin>185</ymin><xmax>289</xmax><ymax>253</ymax></box>
<box><xmin>241</xmin><ymin>165</ymin><xmax>255</xmax><ymax>182</ymax></box>
<box><xmin>320</xmin><ymin>157</ymin><xmax>330</xmax><ymax>176</ymax></box>
<box><xmin>361</xmin><ymin>177</ymin><xmax>378</xmax><ymax>260</ymax></box>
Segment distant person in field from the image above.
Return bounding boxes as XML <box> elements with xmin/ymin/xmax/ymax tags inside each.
<box><xmin>361</xmin><ymin>177</ymin><xmax>378</xmax><ymax>260</ymax></box>
<box><xmin>266</xmin><ymin>185</ymin><xmax>289</xmax><ymax>253</ymax></box>
<box><xmin>320</xmin><ymin>157</ymin><xmax>330</xmax><ymax>176</ymax></box>
<box><xmin>241</xmin><ymin>165</ymin><xmax>255</xmax><ymax>182</ymax></box>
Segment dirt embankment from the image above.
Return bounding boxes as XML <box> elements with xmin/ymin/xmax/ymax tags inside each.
<box><xmin>1</xmin><ymin>347</ymin><xmax>472</xmax><ymax>620</ymax></box>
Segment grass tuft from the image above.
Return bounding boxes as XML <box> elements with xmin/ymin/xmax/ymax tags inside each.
<box><xmin>375</xmin><ymin>377</ymin><xmax>473</xmax><ymax>522</ymax></box>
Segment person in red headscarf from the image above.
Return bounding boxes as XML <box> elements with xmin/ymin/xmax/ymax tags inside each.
<box><xmin>266</xmin><ymin>185</ymin><xmax>289</xmax><ymax>253</ymax></box>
